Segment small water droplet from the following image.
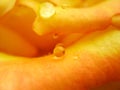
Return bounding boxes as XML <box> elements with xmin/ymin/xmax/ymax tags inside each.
<box><xmin>53</xmin><ymin>44</ymin><xmax>65</xmax><ymax>57</ymax></box>
<box><xmin>53</xmin><ymin>33</ymin><xmax>59</xmax><ymax>39</ymax></box>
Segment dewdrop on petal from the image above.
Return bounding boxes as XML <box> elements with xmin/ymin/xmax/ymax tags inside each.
<box><xmin>53</xmin><ymin>43</ymin><xmax>65</xmax><ymax>58</ymax></box>
<box><xmin>39</xmin><ymin>2</ymin><xmax>56</xmax><ymax>19</ymax></box>
<box><xmin>0</xmin><ymin>0</ymin><xmax>16</xmax><ymax>16</ymax></box>
<box><xmin>53</xmin><ymin>33</ymin><xmax>59</xmax><ymax>39</ymax></box>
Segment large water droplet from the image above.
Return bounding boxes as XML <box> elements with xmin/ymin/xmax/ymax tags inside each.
<box><xmin>39</xmin><ymin>2</ymin><xmax>56</xmax><ymax>19</ymax></box>
<box><xmin>53</xmin><ymin>43</ymin><xmax>65</xmax><ymax>57</ymax></box>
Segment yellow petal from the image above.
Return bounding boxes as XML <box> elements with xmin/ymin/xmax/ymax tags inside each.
<box><xmin>112</xmin><ymin>14</ymin><xmax>120</xmax><ymax>29</ymax></box>
<box><xmin>0</xmin><ymin>0</ymin><xmax>16</xmax><ymax>16</ymax></box>
<box><xmin>0</xmin><ymin>26</ymin><xmax>38</xmax><ymax>57</ymax></box>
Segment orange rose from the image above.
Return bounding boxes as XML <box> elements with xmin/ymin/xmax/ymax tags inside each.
<box><xmin>0</xmin><ymin>0</ymin><xmax>120</xmax><ymax>90</ymax></box>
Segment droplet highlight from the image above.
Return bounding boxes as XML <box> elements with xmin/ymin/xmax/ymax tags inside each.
<box><xmin>73</xmin><ymin>56</ymin><xmax>79</xmax><ymax>60</ymax></box>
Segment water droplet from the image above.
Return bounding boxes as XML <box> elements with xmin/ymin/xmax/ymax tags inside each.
<box><xmin>53</xmin><ymin>33</ymin><xmax>59</xmax><ymax>39</ymax></box>
<box><xmin>39</xmin><ymin>2</ymin><xmax>56</xmax><ymax>19</ymax></box>
<box><xmin>53</xmin><ymin>44</ymin><xmax>65</xmax><ymax>57</ymax></box>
